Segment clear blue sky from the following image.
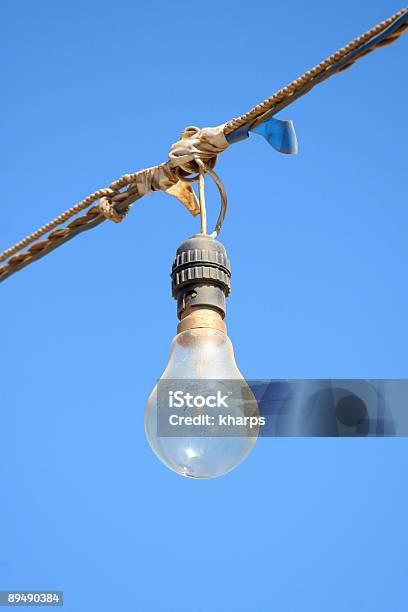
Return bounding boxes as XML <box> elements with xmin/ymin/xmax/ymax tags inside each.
<box><xmin>2</xmin><ymin>1</ymin><xmax>408</xmax><ymax>610</ymax></box>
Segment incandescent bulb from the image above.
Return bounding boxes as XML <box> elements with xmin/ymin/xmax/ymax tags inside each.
<box><xmin>144</xmin><ymin>235</ymin><xmax>259</xmax><ymax>479</ymax></box>
<box><xmin>145</xmin><ymin>325</ymin><xmax>258</xmax><ymax>478</ymax></box>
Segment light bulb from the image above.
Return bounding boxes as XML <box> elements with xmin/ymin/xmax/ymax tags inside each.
<box><xmin>144</xmin><ymin>235</ymin><xmax>259</xmax><ymax>479</ymax></box>
<box><xmin>145</xmin><ymin>323</ymin><xmax>258</xmax><ymax>478</ymax></box>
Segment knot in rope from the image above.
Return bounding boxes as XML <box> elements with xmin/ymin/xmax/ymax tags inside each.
<box><xmin>168</xmin><ymin>124</ymin><xmax>230</xmax><ymax>180</ymax></box>
<box><xmin>98</xmin><ymin>197</ymin><xmax>131</xmax><ymax>223</ymax></box>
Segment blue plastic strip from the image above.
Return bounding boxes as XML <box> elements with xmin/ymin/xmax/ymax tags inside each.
<box><xmin>225</xmin><ymin>124</ymin><xmax>250</xmax><ymax>144</ymax></box>
<box><xmin>225</xmin><ymin>117</ymin><xmax>298</xmax><ymax>154</ymax></box>
<box><xmin>251</xmin><ymin>117</ymin><xmax>298</xmax><ymax>154</ymax></box>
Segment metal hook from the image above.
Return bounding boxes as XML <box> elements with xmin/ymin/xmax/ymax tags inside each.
<box><xmin>195</xmin><ymin>159</ymin><xmax>227</xmax><ymax>238</ymax></box>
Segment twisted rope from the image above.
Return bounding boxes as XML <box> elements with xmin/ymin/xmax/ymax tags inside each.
<box><xmin>0</xmin><ymin>168</ymin><xmax>167</xmax><ymax>264</ymax></box>
<box><xmin>224</xmin><ymin>7</ymin><xmax>408</xmax><ymax>134</ymax></box>
<box><xmin>1</xmin><ymin>6</ymin><xmax>407</xmax><ymax>283</ymax></box>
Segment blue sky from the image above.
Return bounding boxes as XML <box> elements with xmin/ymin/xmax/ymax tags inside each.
<box><xmin>1</xmin><ymin>1</ymin><xmax>408</xmax><ymax>610</ymax></box>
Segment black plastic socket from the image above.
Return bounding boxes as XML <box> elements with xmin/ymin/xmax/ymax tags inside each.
<box><xmin>171</xmin><ymin>234</ymin><xmax>231</xmax><ymax>319</ymax></box>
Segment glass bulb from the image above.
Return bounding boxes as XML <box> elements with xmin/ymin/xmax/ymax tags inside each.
<box><xmin>144</xmin><ymin>327</ymin><xmax>258</xmax><ymax>479</ymax></box>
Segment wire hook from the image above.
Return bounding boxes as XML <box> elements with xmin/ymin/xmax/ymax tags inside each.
<box><xmin>195</xmin><ymin>159</ymin><xmax>227</xmax><ymax>238</ymax></box>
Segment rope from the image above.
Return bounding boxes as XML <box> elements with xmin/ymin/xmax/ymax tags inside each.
<box><xmin>1</xmin><ymin>6</ymin><xmax>407</xmax><ymax>283</ymax></box>
<box><xmin>224</xmin><ymin>7</ymin><xmax>408</xmax><ymax>134</ymax></box>
<box><xmin>0</xmin><ymin>165</ymin><xmax>175</xmax><ymax>265</ymax></box>
<box><xmin>0</xmin><ymin>165</ymin><xmax>175</xmax><ymax>282</ymax></box>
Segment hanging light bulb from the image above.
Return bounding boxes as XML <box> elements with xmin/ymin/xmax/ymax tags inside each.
<box><xmin>144</xmin><ymin>234</ymin><xmax>259</xmax><ymax>478</ymax></box>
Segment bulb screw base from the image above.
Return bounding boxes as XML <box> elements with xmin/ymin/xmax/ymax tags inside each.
<box><xmin>177</xmin><ymin>308</ymin><xmax>227</xmax><ymax>334</ymax></box>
